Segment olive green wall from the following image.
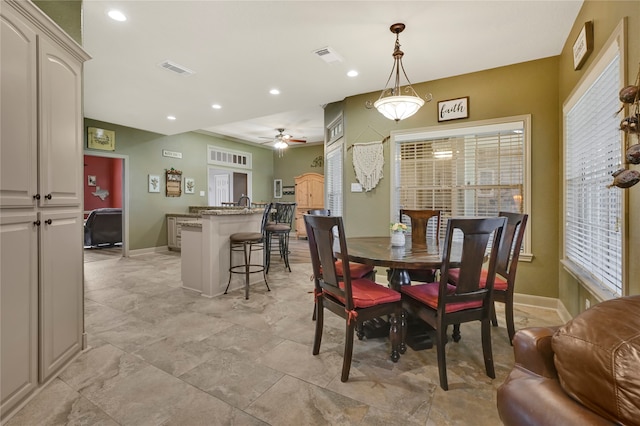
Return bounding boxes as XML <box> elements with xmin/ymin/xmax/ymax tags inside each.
<box><xmin>338</xmin><ymin>58</ymin><xmax>560</xmax><ymax>300</ymax></box>
<box><xmin>84</xmin><ymin>119</ymin><xmax>274</xmax><ymax>250</ymax></box>
<box><xmin>557</xmin><ymin>0</ymin><xmax>640</xmax><ymax>315</ymax></box>
<box><xmin>33</xmin><ymin>0</ymin><xmax>82</xmax><ymax>44</ymax></box>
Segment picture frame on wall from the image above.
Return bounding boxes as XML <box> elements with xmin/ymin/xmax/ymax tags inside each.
<box><xmin>274</xmin><ymin>179</ymin><xmax>283</xmax><ymax>198</ymax></box>
<box><xmin>573</xmin><ymin>21</ymin><xmax>594</xmax><ymax>70</ymax></box>
<box><xmin>437</xmin><ymin>97</ymin><xmax>469</xmax><ymax>122</ymax></box>
<box><xmin>185</xmin><ymin>178</ymin><xmax>195</xmax><ymax>194</ymax></box>
<box><xmin>87</xmin><ymin>175</ymin><xmax>97</xmax><ymax>186</ymax></box>
<box><xmin>87</xmin><ymin>127</ymin><xmax>116</xmax><ymax>151</ymax></box>
<box><xmin>148</xmin><ymin>174</ymin><xmax>160</xmax><ymax>193</ymax></box>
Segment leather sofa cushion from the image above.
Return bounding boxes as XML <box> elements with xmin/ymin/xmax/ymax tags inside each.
<box><xmin>551</xmin><ymin>295</ymin><xmax>640</xmax><ymax>425</ymax></box>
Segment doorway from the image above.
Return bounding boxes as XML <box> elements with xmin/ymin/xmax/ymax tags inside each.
<box><xmin>83</xmin><ymin>152</ymin><xmax>129</xmax><ymax>259</ymax></box>
<box><xmin>207</xmin><ymin>167</ymin><xmax>251</xmax><ymax>206</ymax></box>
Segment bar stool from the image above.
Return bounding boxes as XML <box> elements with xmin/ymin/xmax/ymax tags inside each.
<box><xmin>264</xmin><ymin>202</ymin><xmax>297</xmax><ymax>273</ymax></box>
<box><xmin>225</xmin><ymin>203</ymin><xmax>271</xmax><ymax>299</ymax></box>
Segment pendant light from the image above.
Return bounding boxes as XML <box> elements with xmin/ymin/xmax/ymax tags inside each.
<box><xmin>368</xmin><ymin>23</ymin><xmax>432</xmax><ymax>121</ymax></box>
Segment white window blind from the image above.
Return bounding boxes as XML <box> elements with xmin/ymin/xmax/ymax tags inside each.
<box><xmin>325</xmin><ymin>142</ymin><xmax>343</xmax><ymax>216</ymax></box>
<box><xmin>564</xmin><ymin>49</ymin><xmax>622</xmax><ymax>296</ymax></box>
<box><xmin>394</xmin><ymin>120</ymin><xmax>526</xmax><ymax>241</ymax></box>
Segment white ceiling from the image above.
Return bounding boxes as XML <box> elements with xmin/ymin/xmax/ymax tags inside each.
<box><xmin>82</xmin><ymin>0</ymin><xmax>583</xmax><ymax>147</ymax></box>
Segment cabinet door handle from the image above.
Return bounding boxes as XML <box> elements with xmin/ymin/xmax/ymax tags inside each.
<box><xmin>33</xmin><ymin>194</ymin><xmax>41</xmax><ymax>200</ymax></box>
<box><xmin>44</xmin><ymin>194</ymin><xmax>52</xmax><ymax>200</ymax></box>
<box><xmin>45</xmin><ymin>219</ymin><xmax>52</xmax><ymax>225</ymax></box>
<box><xmin>33</xmin><ymin>220</ymin><xmax>41</xmax><ymax>226</ymax></box>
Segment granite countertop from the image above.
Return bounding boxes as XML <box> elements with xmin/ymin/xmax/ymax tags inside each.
<box><xmin>166</xmin><ymin>212</ymin><xmax>201</xmax><ymax>218</ymax></box>
<box><xmin>181</xmin><ymin>222</ymin><xmax>202</xmax><ymax>229</ymax></box>
<box><xmin>200</xmin><ymin>208</ymin><xmax>263</xmax><ymax>216</ymax></box>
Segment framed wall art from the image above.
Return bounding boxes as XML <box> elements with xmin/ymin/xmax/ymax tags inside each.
<box><xmin>573</xmin><ymin>21</ymin><xmax>594</xmax><ymax>70</ymax></box>
<box><xmin>87</xmin><ymin>127</ymin><xmax>116</xmax><ymax>151</ymax></box>
<box><xmin>184</xmin><ymin>178</ymin><xmax>195</xmax><ymax>194</ymax></box>
<box><xmin>437</xmin><ymin>97</ymin><xmax>469</xmax><ymax>122</ymax></box>
<box><xmin>165</xmin><ymin>168</ymin><xmax>182</xmax><ymax>197</ymax></box>
<box><xmin>148</xmin><ymin>175</ymin><xmax>160</xmax><ymax>193</ymax></box>
<box><xmin>87</xmin><ymin>175</ymin><xmax>97</xmax><ymax>186</ymax></box>
<box><xmin>274</xmin><ymin>179</ymin><xmax>283</xmax><ymax>198</ymax></box>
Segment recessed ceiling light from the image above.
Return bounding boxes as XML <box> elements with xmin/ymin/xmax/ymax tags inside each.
<box><xmin>347</xmin><ymin>70</ymin><xmax>359</xmax><ymax>77</ymax></box>
<box><xmin>108</xmin><ymin>10</ymin><xmax>127</xmax><ymax>22</ymax></box>
<box><xmin>269</xmin><ymin>89</ymin><xmax>280</xmax><ymax>95</ymax></box>
<box><xmin>211</xmin><ymin>104</ymin><xmax>222</xmax><ymax>109</ymax></box>
<box><xmin>167</xmin><ymin>115</ymin><xmax>176</xmax><ymax>120</ymax></box>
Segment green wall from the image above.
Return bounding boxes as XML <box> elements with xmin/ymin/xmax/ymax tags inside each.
<box><xmin>84</xmin><ymin>119</ymin><xmax>274</xmax><ymax>250</ymax></box>
<box><xmin>33</xmin><ymin>0</ymin><xmax>82</xmax><ymax>44</ymax></box>
<box><xmin>557</xmin><ymin>0</ymin><xmax>640</xmax><ymax>315</ymax></box>
<box><xmin>338</xmin><ymin>57</ymin><xmax>560</xmax><ymax>300</ymax></box>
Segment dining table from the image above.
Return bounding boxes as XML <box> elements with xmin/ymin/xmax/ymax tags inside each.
<box><xmin>336</xmin><ymin>235</ymin><xmax>463</xmax><ymax>349</ymax></box>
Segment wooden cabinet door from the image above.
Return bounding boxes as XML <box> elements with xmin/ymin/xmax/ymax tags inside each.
<box><xmin>0</xmin><ymin>8</ymin><xmax>38</xmax><ymax>208</ymax></box>
<box><xmin>309</xmin><ymin>177</ymin><xmax>324</xmax><ymax>209</ymax></box>
<box><xmin>0</xmin><ymin>212</ymin><xmax>38</xmax><ymax>417</ymax></box>
<box><xmin>38</xmin><ymin>37</ymin><xmax>83</xmax><ymax>207</ymax></box>
<box><xmin>39</xmin><ymin>210</ymin><xmax>83</xmax><ymax>382</ymax></box>
<box><xmin>167</xmin><ymin>217</ymin><xmax>177</xmax><ymax>249</ymax></box>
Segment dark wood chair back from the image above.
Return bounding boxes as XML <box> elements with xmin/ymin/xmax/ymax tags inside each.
<box><xmin>400</xmin><ymin>209</ymin><xmax>441</xmax><ymax>245</ymax></box>
<box><xmin>496</xmin><ymin>212</ymin><xmax>528</xmax><ymax>280</ymax></box>
<box><xmin>304</xmin><ymin>213</ymin><xmax>403</xmax><ymax>382</ymax></box>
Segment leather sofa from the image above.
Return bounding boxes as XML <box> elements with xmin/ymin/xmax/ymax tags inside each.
<box><xmin>497</xmin><ymin>295</ymin><xmax>640</xmax><ymax>425</ymax></box>
<box><xmin>84</xmin><ymin>208</ymin><xmax>122</xmax><ymax>247</ymax></box>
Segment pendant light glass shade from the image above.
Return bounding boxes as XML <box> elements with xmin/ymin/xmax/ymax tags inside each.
<box><xmin>371</xmin><ymin>23</ymin><xmax>431</xmax><ymax>122</ymax></box>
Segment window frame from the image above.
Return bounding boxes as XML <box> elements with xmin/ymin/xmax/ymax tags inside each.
<box><xmin>390</xmin><ymin>115</ymin><xmax>532</xmax><ymax>260</ymax></box>
<box><xmin>561</xmin><ymin>19</ymin><xmax>628</xmax><ymax>299</ymax></box>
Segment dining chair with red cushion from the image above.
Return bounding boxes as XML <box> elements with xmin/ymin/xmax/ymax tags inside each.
<box><xmin>304</xmin><ymin>214</ymin><xmax>404</xmax><ymax>382</ymax></box>
<box><xmin>399</xmin><ymin>209</ymin><xmax>441</xmax><ymax>282</ymax></box>
<box><xmin>307</xmin><ymin>209</ymin><xmax>376</xmax><ymax>322</ymax></box>
<box><xmin>401</xmin><ymin>216</ymin><xmax>506</xmax><ymax>390</ymax></box>
<box><xmin>447</xmin><ymin>212</ymin><xmax>528</xmax><ymax>344</ymax></box>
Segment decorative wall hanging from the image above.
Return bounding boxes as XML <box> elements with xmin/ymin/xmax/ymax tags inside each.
<box><xmin>274</xmin><ymin>179</ymin><xmax>283</xmax><ymax>198</ymax></box>
<box><xmin>87</xmin><ymin>127</ymin><xmax>116</xmax><ymax>151</ymax></box>
<box><xmin>283</xmin><ymin>185</ymin><xmax>295</xmax><ymax>195</ymax></box>
<box><xmin>91</xmin><ymin>187</ymin><xmax>109</xmax><ymax>200</ymax></box>
<box><xmin>165</xmin><ymin>168</ymin><xmax>182</xmax><ymax>197</ymax></box>
<box><xmin>87</xmin><ymin>175</ymin><xmax>97</xmax><ymax>186</ymax></box>
<box><xmin>608</xmin><ymin>65</ymin><xmax>640</xmax><ymax>189</ymax></box>
<box><xmin>184</xmin><ymin>178</ymin><xmax>195</xmax><ymax>194</ymax></box>
<box><xmin>438</xmin><ymin>97</ymin><xmax>469</xmax><ymax>122</ymax></box>
<box><xmin>311</xmin><ymin>155</ymin><xmax>324</xmax><ymax>168</ymax></box>
<box><xmin>573</xmin><ymin>21</ymin><xmax>594</xmax><ymax>70</ymax></box>
<box><xmin>352</xmin><ymin>141</ymin><xmax>384</xmax><ymax>192</ymax></box>
<box><xmin>148</xmin><ymin>175</ymin><xmax>160</xmax><ymax>193</ymax></box>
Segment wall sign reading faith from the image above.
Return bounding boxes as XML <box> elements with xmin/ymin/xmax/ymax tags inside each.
<box><xmin>573</xmin><ymin>21</ymin><xmax>594</xmax><ymax>70</ymax></box>
<box><xmin>438</xmin><ymin>97</ymin><xmax>469</xmax><ymax>122</ymax></box>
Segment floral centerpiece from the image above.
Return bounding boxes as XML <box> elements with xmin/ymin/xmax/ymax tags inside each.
<box><xmin>390</xmin><ymin>222</ymin><xmax>408</xmax><ymax>233</ymax></box>
<box><xmin>390</xmin><ymin>222</ymin><xmax>408</xmax><ymax>246</ymax></box>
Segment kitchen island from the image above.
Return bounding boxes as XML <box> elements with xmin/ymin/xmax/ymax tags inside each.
<box><xmin>180</xmin><ymin>208</ymin><xmax>264</xmax><ymax>297</ymax></box>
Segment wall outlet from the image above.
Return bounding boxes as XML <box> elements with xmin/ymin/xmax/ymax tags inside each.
<box><xmin>585</xmin><ymin>298</ymin><xmax>591</xmax><ymax>310</ymax></box>
<box><xmin>199</xmin><ymin>191</ymin><xmax>205</xmax><ymax>196</ymax></box>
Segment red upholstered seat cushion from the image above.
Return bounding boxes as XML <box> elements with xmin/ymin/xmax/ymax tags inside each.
<box><xmin>447</xmin><ymin>268</ymin><xmax>508</xmax><ymax>291</ymax></box>
<box><xmin>334</xmin><ymin>259</ymin><xmax>374</xmax><ymax>279</ymax></box>
<box><xmin>326</xmin><ymin>278</ymin><xmax>400</xmax><ymax>308</ymax></box>
<box><xmin>401</xmin><ymin>282</ymin><xmax>483</xmax><ymax>313</ymax></box>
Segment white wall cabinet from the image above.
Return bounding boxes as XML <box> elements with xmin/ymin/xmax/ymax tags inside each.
<box><xmin>167</xmin><ymin>216</ymin><xmax>201</xmax><ymax>251</ymax></box>
<box><xmin>0</xmin><ymin>0</ymin><xmax>90</xmax><ymax>419</ymax></box>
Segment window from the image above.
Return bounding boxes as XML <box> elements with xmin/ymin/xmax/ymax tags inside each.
<box><xmin>207</xmin><ymin>146</ymin><xmax>251</xmax><ymax>169</ymax></box>
<box><xmin>325</xmin><ymin>141</ymin><xmax>343</xmax><ymax>216</ymax></box>
<box><xmin>563</xmin><ymin>22</ymin><xmax>625</xmax><ymax>297</ymax></box>
<box><xmin>391</xmin><ymin>116</ymin><xmax>531</xmax><ymax>256</ymax></box>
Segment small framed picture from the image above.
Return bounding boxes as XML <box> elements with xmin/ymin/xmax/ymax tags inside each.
<box><xmin>437</xmin><ymin>97</ymin><xmax>469</xmax><ymax>122</ymax></box>
<box><xmin>148</xmin><ymin>174</ymin><xmax>160</xmax><ymax>193</ymax></box>
<box><xmin>184</xmin><ymin>178</ymin><xmax>195</xmax><ymax>194</ymax></box>
<box><xmin>274</xmin><ymin>179</ymin><xmax>283</xmax><ymax>198</ymax></box>
<box><xmin>87</xmin><ymin>175</ymin><xmax>97</xmax><ymax>186</ymax></box>
<box><xmin>573</xmin><ymin>21</ymin><xmax>594</xmax><ymax>70</ymax></box>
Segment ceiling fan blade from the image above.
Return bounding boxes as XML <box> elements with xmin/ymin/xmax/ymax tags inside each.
<box><xmin>288</xmin><ymin>139</ymin><xmax>307</xmax><ymax>143</ymax></box>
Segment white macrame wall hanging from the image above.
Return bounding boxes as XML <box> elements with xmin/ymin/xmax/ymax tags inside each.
<box><xmin>352</xmin><ymin>141</ymin><xmax>384</xmax><ymax>191</ymax></box>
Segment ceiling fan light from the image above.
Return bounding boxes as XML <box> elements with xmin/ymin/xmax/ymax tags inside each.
<box><xmin>274</xmin><ymin>140</ymin><xmax>288</xmax><ymax>149</ymax></box>
<box><xmin>374</xmin><ymin>95</ymin><xmax>424</xmax><ymax>121</ymax></box>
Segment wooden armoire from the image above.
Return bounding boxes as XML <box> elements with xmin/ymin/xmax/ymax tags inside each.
<box><xmin>294</xmin><ymin>173</ymin><xmax>324</xmax><ymax>238</ymax></box>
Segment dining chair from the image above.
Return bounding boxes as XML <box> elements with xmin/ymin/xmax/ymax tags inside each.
<box><xmin>447</xmin><ymin>212</ymin><xmax>528</xmax><ymax>343</ymax></box>
<box><xmin>264</xmin><ymin>202</ymin><xmax>297</xmax><ymax>272</ymax></box>
<box><xmin>401</xmin><ymin>216</ymin><xmax>507</xmax><ymax>390</ymax></box>
<box><xmin>304</xmin><ymin>214</ymin><xmax>404</xmax><ymax>382</ymax></box>
<box><xmin>399</xmin><ymin>209</ymin><xmax>441</xmax><ymax>282</ymax></box>
<box><xmin>307</xmin><ymin>209</ymin><xmax>376</xmax><ymax>323</ymax></box>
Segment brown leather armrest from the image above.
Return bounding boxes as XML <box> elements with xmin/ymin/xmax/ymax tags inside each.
<box><xmin>512</xmin><ymin>326</ymin><xmax>560</xmax><ymax>379</ymax></box>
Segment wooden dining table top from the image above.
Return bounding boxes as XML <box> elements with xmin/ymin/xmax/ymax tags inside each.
<box><xmin>339</xmin><ymin>236</ymin><xmax>461</xmax><ymax>270</ymax></box>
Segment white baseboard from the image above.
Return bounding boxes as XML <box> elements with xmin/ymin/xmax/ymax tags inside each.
<box><xmin>514</xmin><ymin>292</ymin><xmax>572</xmax><ymax>323</ymax></box>
<box><xmin>128</xmin><ymin>246</ymin><xmax>170</xmax><ymax>257</ymax></box>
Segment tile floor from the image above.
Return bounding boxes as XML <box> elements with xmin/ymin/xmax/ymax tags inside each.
<box><xmin>6</xmin><ymin>244</ymin><xmax>561</xmax><ymax>425</ymax></box>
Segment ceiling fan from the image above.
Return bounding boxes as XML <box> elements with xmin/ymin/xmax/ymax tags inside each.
<box><xmin>260</xmin><ymin>128</ymin><xmax>307</xmax><ymax>148</ymax></box>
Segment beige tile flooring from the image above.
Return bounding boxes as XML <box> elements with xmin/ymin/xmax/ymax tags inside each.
<box><xmin>7</xmin><ymin>243</ymin><xmax>561</xmax><ymax>425</ymax></box>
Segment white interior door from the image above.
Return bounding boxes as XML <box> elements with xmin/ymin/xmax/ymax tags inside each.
<box><xmin>212</xmin><ymin>173</ymin><xmax>230</xmax><ymax>206</ymax></box>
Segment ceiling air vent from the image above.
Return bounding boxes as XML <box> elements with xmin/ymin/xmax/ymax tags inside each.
<box><xmin>158</xmin><ymin>60</ymin><xmax>194</xmax><ymax>76</ymax></box>
<box><xmin>312</xmin><ymin>46</ymin><xmax>343</xmax><ymax>64</ymax></box>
